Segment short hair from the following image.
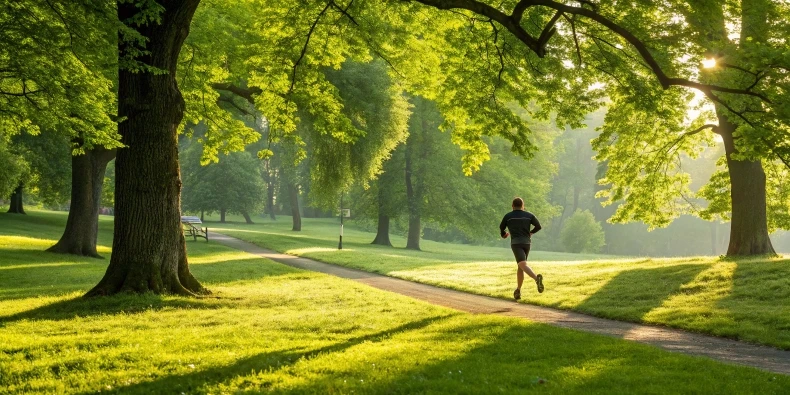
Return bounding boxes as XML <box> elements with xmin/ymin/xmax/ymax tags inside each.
<box><xmin>512</xmin><ymin>197</ymin><xmax>524</xmax><ymax>208</ymax></box>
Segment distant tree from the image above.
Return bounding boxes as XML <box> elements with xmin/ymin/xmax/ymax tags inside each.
<box><xmin>368</xmin><ymin>150</ymin><xmax>407</xmax><ymax>246</ymax></box>
<box><xmin>547</xmin><ymin>110</ymin><xmax>604</xmax><ymax>241</ymax></box>
<box><xmin>398</xmin><ymin>97</ymin><xmax>560</xmax><ymax>250</ymax></box>
<box><xmin>101</xmin><ymin>160</ymin><xmax>116</xmax><ymax>209</ymax></box>
<box><xmin>5</xmin><ymin>131</ymin><xmax>72</xmax><ymax>215</ymax></box>
<box><xmin>181</xmin><ymin>143</ymin><xmax>265</xmax><ymax>223</ymax></box>
<box><xmin>560</xmin><ymin>210</ymin><xmax>606</xmax><ymax>254</ymax></box>
<box><xmin>0</xmin><ymin>135</ymin><xmax>27</xmax><ymax>212</ymax></box>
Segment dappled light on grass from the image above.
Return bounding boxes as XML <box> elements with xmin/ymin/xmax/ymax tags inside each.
<box><xmin>643</xmin><ymin>261</ymin><xmax>737</xmax><ymax>332</ymax></box>
<box><xmin>0</xmin><ymin>262</ymin><xmax>89</xmax><ymax>271</ymax></box>
<box><xmin>0</xmin><ymin>235</ymin><xmax>55</xmax><ymax>250</ymax></box>
<box><xmin>574</xmin><ymin>264</ymin><xmax>708</xmax><ymax>320</ymax></box>
<box><xmin>187</xmin><ymin>251</ymin><xmax>254</xmax><ymax>265</ymax></box>
<box><xmin>215</xmin><ymin>217</ymin><xmax>790</xmax><ymax>349</ymax></box>
<box><xmin>2</xmin><ymin>211</ymin><xmax>790</xmax><ymax>392</ymax></box>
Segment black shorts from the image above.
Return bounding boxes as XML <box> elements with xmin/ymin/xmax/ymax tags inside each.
<box><xmin>511</xmin><ymin>243</ymin><xmax>531</xmax><ymax>263</ymax></box>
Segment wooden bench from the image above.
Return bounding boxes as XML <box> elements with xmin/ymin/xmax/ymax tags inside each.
<box><xmin>181</xmin><ymin>216</ymin><xmax>208</xmax><ymax>242</ymax></box>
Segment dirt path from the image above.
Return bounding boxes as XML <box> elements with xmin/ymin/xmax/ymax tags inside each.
<box><xmin>211</xmin><ymin>232</ymin><xmax>790</xmax><ymax>375</ymax></box>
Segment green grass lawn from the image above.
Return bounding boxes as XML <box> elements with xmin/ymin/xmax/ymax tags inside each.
<box><xmin>208</xmin><ymin>214</ymin><xmax>790</xmax><ymax>350</ymax></box>
<box><xmin>1</xmin><ymin>211</ymin><xmax>789</xmax><ymax>394</ymax></box>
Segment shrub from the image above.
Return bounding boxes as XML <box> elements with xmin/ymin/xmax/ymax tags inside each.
<box><xmin>560</xmin><ymin>209</ymin><xmax>606</xmax><ymax>253</ymax></box>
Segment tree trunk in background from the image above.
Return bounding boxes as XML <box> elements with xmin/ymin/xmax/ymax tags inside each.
<box><xmin>242</xmin><ymin>212</ymin><xmax>254</xmax><ymax>224</ymax></box>
<box><xmin>406</xmin><ymin>214</ymin><xmax>421</xmax><ymax>250</ymax></box>
<box><xmin>220</xmin><ymin>208</ymin><xmax>226</xmax><ymax>223</ymax></box>
<box><xmin>710</xmin><ymin>221</ymin><xmax>718</xmax><ymax>256</ymax></box>
<box><xmin>262</xmin><ymin>159</ymin><xmax>277</xmax><ymax>221</ymax></box>
<box><xmin>371</xmin><ymin>185</ymin><xmax>392</xmax><ymax>246</ymax></box>
<box><xmin>7</xmin><ymin>183</ymin><xmax>25</xmax><ymax>214</ymax></box>
<box><xmin>267</xmin><ymin>180</ymin><xmax>276</xmax><ymax>220</ymax></box>
<box><xmin>571</xmin><ymin>136</ymin><xmax>582</xmax><ymax>214</ymax></box>
<box><xmin>718</xmin><ymin>116</ymin><xmax>776</xmax><ymax>256</ymax></box>
<box><xmin>86</xmin><ymin>0</ymin><xmax>206</xmax><ymax>296</ymax></box>
<box><xmin>372</xmin><ymin>214</ymin><xmax>392</xmax><ymax>246</ymax></box>
<box><xmin>200</xmin><ymin>210</ymin><xmax>204</xmax><ymax>221</ymax></box>
<box><xmin>48</xmin><ymin>147</ymin><xmax>115</xmax><ymax>258</ymax></box>
<box><xmin>289</xmin><ymin>183</ymin><xmax>301</xmax><ymax>231</ymax></box>
<box><xmin>405</xmin><ymin>129</ymin><xmax>421</xmax><ymax>250</ymax></box>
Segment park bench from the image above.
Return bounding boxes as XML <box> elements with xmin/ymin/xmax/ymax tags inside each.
<box><xmin>181</xmin><ymin>216</ymin><xmax>208</xmax><ymax>242</ymax></box>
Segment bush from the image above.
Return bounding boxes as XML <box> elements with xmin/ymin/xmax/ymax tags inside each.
<box><xmin>560</xmin><ymin>209</ymin><xmax>606</xmax><ymax>253</ymax></box>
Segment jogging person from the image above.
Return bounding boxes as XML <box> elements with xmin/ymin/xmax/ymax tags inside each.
<box><xmin>499</xmin><ymin>197</ymin><xmax>544</xmax><ymax>299</ymax></box>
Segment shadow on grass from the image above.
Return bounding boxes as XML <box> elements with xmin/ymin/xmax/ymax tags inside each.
<box><xmin>0</xmin><ymin>238</ymin><xmax>301</xmax><ymax>301</ymax></box>
<box><xmin>347</xmin><ymin>323</ymin><xmax>785</xmax><ymax>394</ymax></box>
<box><xmin>103</xmin><ymin>318</ymin><xmax>789</xmax><ymax>394</ymax></box>
<box><xmin>715</xmin><ymin>258</ymin><xmax>790</xmax><ymax>348</ymax></box>
<box><xmin>100</xmin><ymin>314</ymin><xmax>456</xmax><ymax>394</ymax></box>
<box><xmin>0</xmin><ymin>293</ymin><xmax>244</xmax><ymax>326</ymax></box>
<box><xmin>575</xmin><ymin>264</ymin><xmax>708</xmax><ymax>321</ymax></box>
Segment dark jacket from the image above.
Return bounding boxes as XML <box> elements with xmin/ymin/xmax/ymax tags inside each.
<box><xmin>500</xmin><ymin>210</ymin><xmax>541</xmax><ymax>245</ymax></box>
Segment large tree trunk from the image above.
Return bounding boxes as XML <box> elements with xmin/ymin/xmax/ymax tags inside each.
<box><xmin>220</xmin><ymin>208</ymin><xmax>226</xmax><ymax>223</ymax></box>
<box><xmin>718</xmin><ymin>116</ymin><xmax>776</xmax><ymax>256</ymax></box>
<box><xmin>86</xmin><ymin>0</ymin><xmax>206</xmax><ymax>296</ymax></box>
<box><xmin>241</xmin><ymin>211</ymin><xmax>254</xmax><ymax>224</ymax></box>
<box><xmin>47</xmin><ymin>147</ymin><xmax>115</xmax><ymax>258</ymax></box>
<box><xmin>7</xmin><ymin>183</ymin><xmax>25</xmax><ymax>214</ymax></box>
<box><xmin>289</xmin><ymin>183</ymin><xmax>301</xmax><ymax>231</ymax></box>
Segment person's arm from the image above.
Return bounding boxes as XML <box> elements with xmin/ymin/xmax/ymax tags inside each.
<box><xmin>499</xmin><ymin>215</ymin><xmax>509</xmax><ymax>238</ymax></box>
<box><xmin>530</xmin><ymin>215</ymin><xmax>542</xmax><ymax>235</ymax></box>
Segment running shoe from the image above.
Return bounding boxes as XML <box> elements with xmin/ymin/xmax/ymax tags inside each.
<box><xmin>536</xmin><ymin>274</ymin><xmax>544</xmax><ymax>293</ymax></box>
<box><xmin>513</xmin><ymin>288</ymin><xmax>521</xmax><ymax>300</ymax></box>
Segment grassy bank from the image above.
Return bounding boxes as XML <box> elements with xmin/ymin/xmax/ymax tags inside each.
<box><xmin>0</xmin><ymin>210</ymin><xmax>788</xmax><ymax>393</ymax></box>
<box><xmin>210</xmin><ymin>214</ymin><xmax>790</xmax><ymax>349</ymax></box>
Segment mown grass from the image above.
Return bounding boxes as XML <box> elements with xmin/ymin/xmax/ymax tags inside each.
<box><xmin>209</xmin><ymin>214</ymin><xmax>790</xmax><ymax>350</ymax></box>
<box><xmin>1</xmin><ymin>211</ymin><xmax>789</xmax><ymax>394</ymax></box>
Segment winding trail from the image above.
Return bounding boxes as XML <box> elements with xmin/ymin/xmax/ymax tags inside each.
<box><xmin>211</xmin><ymin>232</ymin><xmax>790</xmax><ymax>375</ymax></box>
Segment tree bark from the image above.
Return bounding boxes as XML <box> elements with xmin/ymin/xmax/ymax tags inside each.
<box><xmin>242</xmin><ymin>211</ymin><xmax>254</xmax><ymax>224</ymax></box>
<box><xmin>86</xmin><ymin>0</ymin><xmax>206</xmax><ymax>296</ymax></box>
<box><xmin>718</xmin><ymin>115</ymin><xmax>776</xmax><ymax>256</ymax></box>
<box><xmin>47</xmin><ymin>147</ymin><xmax>115</xmax><ymax>258</ymax></box>
<box><xmin>289</xmin><ymin>183</ymin><xmax>301</xmax><ymax>231</ymax></box>
<box><xmin>7</xmin><ymin>183</ymin><xmax>25</xmax><ymax>214</ymax></box>
<box><xmin>220</xmin><ymin>208</ymin><xmax>226</xmax><ymax>223</ymax></box>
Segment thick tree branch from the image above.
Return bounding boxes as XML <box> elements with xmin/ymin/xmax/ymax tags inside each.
<box><xmin>411</xmin><ymin>0</ymin><xmax>772</xmax><ymax>103</ymax></box>
<box><xmin>217</xmin><ymin>95</ymin><xmax>255</xmax><ymax>117</ymax></box>
<box><xmin>211</xmin><ymin>83</ymin><xmax>262</xmax><ymax>104</ymax></box>
<box><xmin>411</xmin><ymin>0</ymin><xmax>543</xmax><ymax>54</ymax></box>
<box><xmin>527</xmin><ymin>0</ymin><xmax>772</xmax><ymax>102</ymax></box>
<box><xmin>536</xmin><ymin>10</ymin><xmax>562</xmax><ymax>48</ymax></box>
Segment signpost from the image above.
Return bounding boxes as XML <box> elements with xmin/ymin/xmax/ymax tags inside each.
<box><xmin>338</xmin><ymin>195</ymin><xmax>350</xmax><ymax>249</ymax></box>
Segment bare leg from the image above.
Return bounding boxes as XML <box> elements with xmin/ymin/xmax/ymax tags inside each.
<box><xmin>517</xmin><ymin>261</ymin><xmax>537</xmax><ymax>287</ymax></box>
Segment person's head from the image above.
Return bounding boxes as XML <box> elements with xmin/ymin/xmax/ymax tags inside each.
<box><xmin>512</xmin><ymin>197</ymin><xmax>524</xmax><ymax>210</ymax></box>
